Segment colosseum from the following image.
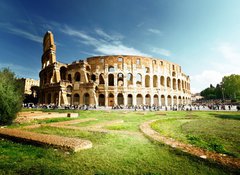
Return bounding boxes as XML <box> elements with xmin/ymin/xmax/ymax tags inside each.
<box><xmin>39</xmin><ymin>31</ymin><xmax>191</xmax><ymax>108</ymax></box>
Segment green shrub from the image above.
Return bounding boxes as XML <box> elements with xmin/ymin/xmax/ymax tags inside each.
<box><xmin>0</xmin><ymin>68</ymin><xmax>23</xmax><ymax>125</ymax></box>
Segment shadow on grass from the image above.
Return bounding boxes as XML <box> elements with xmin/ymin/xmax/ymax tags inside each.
<box><xmin>213</xmin><ymin>114</ymin><xmax>240</xmax><ymax>120</ymax></box>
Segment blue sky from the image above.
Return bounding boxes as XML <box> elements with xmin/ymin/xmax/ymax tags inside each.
<box><xmin>0</xmin><ymin>0</ymin><xmax>240</xmax><ymax>93</ymax></box>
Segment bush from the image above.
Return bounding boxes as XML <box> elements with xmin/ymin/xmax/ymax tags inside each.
<box><xmin>0</xmin><ymin>68</ymin><xmax>23</xmax><ymax>125</ymax></box>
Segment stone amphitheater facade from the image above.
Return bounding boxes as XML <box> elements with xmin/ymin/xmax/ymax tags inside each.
<box><xmin>39</xmin><ymin>31</ymin><xmax>191</xmax><ymax>107</ymax></box>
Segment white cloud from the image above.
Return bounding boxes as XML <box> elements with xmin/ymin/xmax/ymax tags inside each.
<box><xmin>61</xmin><ymin>26</ymin><xmax>150</xmax><ymax>57</ymax></box>
<box><xmin>151</xmin><ymin>47</ymin><xmax>171</xmax><ymax>57</ymax></box>
<box><xmin>147</xmin><ymin>28</ymin><xmax>162</xmax><ymax>35</ymax></box>
<box><xmin>190</xmin><ymin>70</ymin><xmax>223</xmax><ymax>93</ymax></box>
<box><xmin>0</xmin><ymin>22</ymin><xmax>42</xmax><ymax>43</ymax></box>
<box><xmin>190</xmin><ymin>42</ymin><xmax>240</xmax><ymax>93</ymax></box>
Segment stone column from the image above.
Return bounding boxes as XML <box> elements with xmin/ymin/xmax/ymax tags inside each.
<box><xmin>123</xmin><ymin>93</ymin><xmax>128</xmax><ymax>106</ymax></box>
<box><xmin>132</xmin><ymin>93</ymin><xmax>136</xmax><ymax>106</ymax></box>
<box><xmin>105</xmin><ymin>91</ymin><xmax>108</xmax><ymax>107</ymax></box>
<box><xmin>114</xmin><ymin>92</ymin><xmax>118</xmax><ymax>106</ymax></box>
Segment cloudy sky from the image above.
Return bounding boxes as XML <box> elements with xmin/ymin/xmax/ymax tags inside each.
<box><xmin>0</xmin><ymin>0</ymin><xmax>240</xmax><ymax>93</ymax></box>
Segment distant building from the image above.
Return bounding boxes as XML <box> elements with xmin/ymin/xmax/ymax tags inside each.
<box><xmin>191</xmin><ymin>93</ymin><xmax>203</xmax><ymax>102</ymax></box>
<box><xmin>18</xmin><ymin>78</ymin><xmax>40</xmax><ymax>95</ymax></box>
<box><xmin>39</xmin><ymin>31</ymin><xmax>191</xmax><ymax>106</ymax></box>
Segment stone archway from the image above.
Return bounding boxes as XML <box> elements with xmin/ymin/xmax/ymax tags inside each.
<box><xmin>127</xmin><ymin>94</ymin><xmax>133</xmax><ymax>106</ymax></box>
<box><xmin>108</xmin><ymin>93</ymin><xmax>114</xmax><ymax>107</ymax></box>
<box><xmin>117</xmin><ymin>93</ymin><xmax>124</xmax><ymax>105</ymax></box>
<box><xmin>98</xmin><ymin>94</ymin><xmax>105</xmax><ymax>106</ymax></box>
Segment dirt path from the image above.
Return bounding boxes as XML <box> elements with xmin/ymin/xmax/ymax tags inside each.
<box><xmin>140</xmin><ymin>119</ymin><xmax>240</xmax><ymax>169</ymax></box>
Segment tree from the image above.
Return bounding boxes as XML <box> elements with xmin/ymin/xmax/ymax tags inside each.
<box><xmin>0</xmin><ymin>68</ymin><xmax>23</xmax><ymax>125</ymax></box>
<box><xmin>222</xmin><ymin>74</ymin><xmax>240</xmax><ymax>100</ymax></box>
<box><xmin>200</xmin><ymin>84</ymin><xmax>218</xmax><ymax>100</ymax></box>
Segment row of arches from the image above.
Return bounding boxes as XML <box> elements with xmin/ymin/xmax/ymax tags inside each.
<box><xmin>68</xmin><ymin>93</ymin><xmax>190</xmax><ymax>107</ymax></box>
<box><xmin>58</xmin><ymin>67</ymin><xmax>190</xmax><ymax>91</ymax></box>
<box><xmin>106</xmin><ymin>73</ymin><xmax>190</xmax><ymax>90</ymax></box>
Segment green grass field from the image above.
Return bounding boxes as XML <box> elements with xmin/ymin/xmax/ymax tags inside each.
<box><xmin>0</xmin><ymin>110</ymin><xmax>239</xmax><ymax>174</ymax></box>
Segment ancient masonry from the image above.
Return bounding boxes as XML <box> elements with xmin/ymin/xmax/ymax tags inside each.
<box><xmin>39</xmin><ymin>31</ymin><xmax>191</xmax><ymax>107</ymax></box>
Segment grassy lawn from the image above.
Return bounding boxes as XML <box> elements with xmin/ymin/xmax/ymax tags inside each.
<box><xmin>0</xmin><ymin>110</ymin><xmax>239</xmax><ymax>174</ymax></box>
<box><xmin>151</xmin><ymin>111</ymin><xmax>240</xmax><ymax>158</ymax></box>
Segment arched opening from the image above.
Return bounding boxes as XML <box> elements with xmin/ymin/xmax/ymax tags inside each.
<box><xmin>167</xmin><ymin>95</ymin><xmax>172</xmax><ymax>106</ymax></box>
<box><xmin>161</xmin><ymin>95</ymin><xmax>165</xmax><ymax>106</ymax></box>
<box><xmin>60</xmin><ymin>67</ymin><xmax>67</xmax><ymax>80</ymax></box>
<box><xmin>145</xmin><ymin>94</ymin><xmax>151</xmax><ymax>105</ymax></box>
<box><xmin>136</xmin><ymin>73</ymin><xmax>142</xmax><ymax>86</ymax></box>
<box><xmin>99</xmin><ymin>74</ymin><xmax>105</xmax><ymax>84</ymax></box>
<box><xmin>145</xmin><ymin>75</ymin><xmax>150</xmax><ymax>87</ymax></box>
<box><xmin>86</xmin><ymin>66</ymin><xmax>91</xmax><ymax>71</ymax></box>
<box><xmin>127</xmin><ymin>94</ymin><xmax>133</xmax><ymax>106</ymax></box>
<box><xmin>53</xmin><ymin>93</ymin><xmax>58</xmax><ymax>105</ymax></box>
<box><xmin>173</xmin><ymin>78</ymin><xmax>177</xmax><ymax>90</ymax></box>
<box><xmin>108</xmin><ymin>66</ymin><xmax>114</xmax><ymax>72</ymax></box>
<box><xmin>68</xmin><ymin>74</ymin><xmax>72</xmax><ymax>83</ymax></box>
<box><xmin>153</xmin><ymin>75</ymin><xmax>158</xmax><ymax>87</ymax></box>
<box><xmin>178</xmin><ymin>96</ymin><xmax>182</xmax><ymax>105</ymax></box>
<box><xmin>172</xmin><ymin>71</ymin><xmax>176</xmax><ymax>77</ymax></box>
<box><xmin>117</xmin><ymin>93</ymin><xmax>124</xmax><ymax>105</ymax></box>
<box><xmin>137</xmin><ymin>94</ymin><xmax>143</xmax><ymax>105</ymax></box>
<box><xmin>160</xmin><ymin>76</ymin><xmax>165</xmax><ymax>86</ymax></box>
<box><xmin>108</xmin><ymin>93</ymin><xmax>114</xmax><ymax>106</ymax></box>
<box><xmin>154</xmin><ymin>94</ymin><xmax>159</xmax><ymax>106</ymax></box>
<box><xmin>73</xmin><ymin>93</ymin><xmax>80</xmax><ymax>105</ymax></box>
<box><xmin>182</xmin><ymin>80</ymin><xmax>185</xmax><ymax>89</ymax></box>
<box><xmin>173</xmin><ymin>96</ymin><xmax>177</xmax><ymax>105</ymax></box>
<box><xmin>75</xmin><ymin>72</ymin><xmax>81</xmax><ymax>82</ymax></box>
<box><xmin>127</xmin><ymin>73</ymin><xmax>133</xmax><ymax>85</ymax></box>
<box><xmin>47</xmin><ymin>93</ymin><xmax>51</xmax><ymax>104</ymax></box>
<box><xmin>108</xmin><ymin>74</ymin><xmax>114</xmax><ymax>86</ymax></box>
<box><xmin>83</xmin><ymin>93</ymin><xmax>90</xmax><ymax>105</ymax></box>
<box><xmin>145</xmin><ymin>67</ymin><xmax>150</xmax><ymax>73</ymax></box>
<box><xmin>91</xmin><ymin>74</ymin><xmax>96</xmax><ymax>82</ymax></box>
<box><xmin>178</xmin><ymin>79</ymin><xmax>181</xmax><ymax>90</ymax></box>
<box><xmin>66</xmin><ymin>85</ymin><xmax>72</xmax><ymax>94</ymax></box>
<box><xmin>183</xmin><ymin>97</ymin><xmax>185</xmax><ymax>104</ymax></box>
<box><xmin>98</xmin><ymin>94</ymin><xmax>105</xmax><ymax>106</ymax></box>
<box><xmin>117</xmin><ymin>73</ymin><xmax>124</xmax><ymax>86</ymax></box>
<box><xmin>167</xmin><ymin>77</ymin><xmax>171</xmax><ymax>88</ymax></box>
<box><xmin>67</xmin><ymin>94</ymin><xmax>71</xmax><ymax>105</ymax></box>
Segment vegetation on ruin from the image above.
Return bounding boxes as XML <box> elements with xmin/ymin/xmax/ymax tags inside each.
<box><xmin>0</xmin><ymin>68</ymin><xmax>23</xmax><ymax>125</ymax></box>
<box><xmin>0</xmin><ymin>110</ymin><xmax>239</xmax><ymax>174</ymax></box>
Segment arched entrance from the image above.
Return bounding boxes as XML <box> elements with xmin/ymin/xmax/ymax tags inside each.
<box><xmin>73</xmin><ymin>93</ymin><xmax>80</xmax><ymax>105</ymax></box>
<box><xmin>145</xmin><ymin>94</ymin><xmax>151</xmax><ymax>105</ymax></box>
<box><xmin>83</xmin><ymin>93</ymin><xmax>90</xmax><ymax>105</ymax></box>
<box><xmin>173</xmin><ymin>96</ymin><xmax>177</xmax><ymax>105</ymax></box>
<box><xmin>117</xmin><ymin>93</ymin><xmax>124</xmax><ymax>105</ymax></box>
<box><xmin>154</xmin><ymin>94</ymin><xmax>159</xmax><ymax>106</ymax></box>
<box><xmin>161</xmin><ymin>95</ymin><xmax>165</xmax><ymax>106</ymax></box>
<box><xmin>127</xmin><ymin>94</ymin><xmax>133</xmax><ymax>106</ymax></box>
<box><xmin>167</xmin><ymin>95</ymin><xmax>172</xmax><ymax>106</ymax></box>
<box><xmin>98</xmin><ymin>94</ymin><xmax>105</xmax><ymax>106</ymax></box>
<box><xmin>137</xmin><ymin>94</ymin><xmax>143</xmax><ymax>105</ymax></box>
<box><xmin>108</xmin><ymin>93</ymin><xmax>114</xmax><ymax>106</ymax></box>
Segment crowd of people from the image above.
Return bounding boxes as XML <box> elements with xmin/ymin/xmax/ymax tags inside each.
<box><xmin>23</xmin><ymin>102</ymin><xmax>240</xmax><ymax>111</ymax></box>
